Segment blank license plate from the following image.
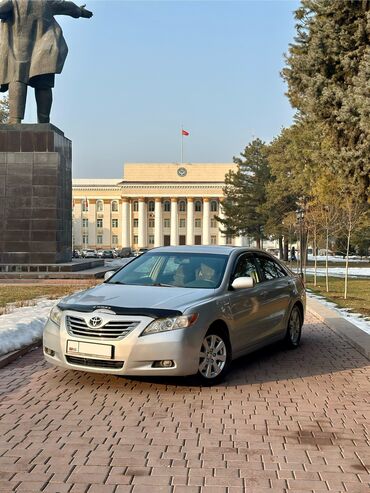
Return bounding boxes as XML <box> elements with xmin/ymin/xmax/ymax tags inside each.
<box><xmin>66</xmin><ymin>340</ymin><xmax>113</xmax><ymax>359</ymax></box>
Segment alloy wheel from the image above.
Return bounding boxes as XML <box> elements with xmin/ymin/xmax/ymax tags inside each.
<box><xmin>198</xmin><ymin>334</ymin><xmax>227</xmax><ymax>379</ymax></box>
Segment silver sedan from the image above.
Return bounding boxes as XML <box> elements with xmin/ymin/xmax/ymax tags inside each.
<box><xmin>43</xmin><ymin>246</ymin><xmax>305</xmax><ymax>384</ymax></box>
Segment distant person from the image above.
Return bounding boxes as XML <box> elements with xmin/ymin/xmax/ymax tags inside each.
<box><xmin>290</xmin><ymin>246</ymin><xmax>297</xmax><ymax>262</ymax></box>
<box><xmin>0</xmin><ymin>0</ymin><xmax>93</xmax><ymax>124</ymax></box>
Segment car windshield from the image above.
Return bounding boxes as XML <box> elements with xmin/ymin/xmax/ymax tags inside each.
<box><xmin>107</xmin><ymin>252</ymin><xmax>228</xmax><ymax>289</ymax></box>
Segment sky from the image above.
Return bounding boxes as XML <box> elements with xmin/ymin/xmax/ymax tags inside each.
<box><xmin>22</xmin><ymin>0</ymin><xmax>300</xmax><ymax>178</ymax></box>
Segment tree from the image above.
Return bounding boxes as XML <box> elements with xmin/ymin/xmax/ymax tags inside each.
<box><xmin>217</xmin><ymin>139</ymin><xmax>270</xmax><ymax>248</ymax></box>
<box><xmin>0</xmin><ymin>96</ymin><xmax>9</xmax><ymax>123</ymax></box>
<box><xmin>282</xmin><ymin>0</ymin><xmax>370</xmax><ymax>199</ymax></box>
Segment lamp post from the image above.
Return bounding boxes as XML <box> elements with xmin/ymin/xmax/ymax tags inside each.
<box><xmin>296</xmin><ymin>208</ymin><xmax>305</xmax><ymax>278</ymax></box>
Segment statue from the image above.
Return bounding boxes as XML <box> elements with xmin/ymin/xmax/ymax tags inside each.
<box><xmin>0</xmin><ymin>1</ymin><xmax>92</xmax><ymax>124</ymax></box>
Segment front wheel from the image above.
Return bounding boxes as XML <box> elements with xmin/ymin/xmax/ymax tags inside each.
<box><xmin>196</xmin><ymin>330</ymin><xmax>230</xmax><ymax>385</ymax></box>
<box><xmin>284</xmin><ymin>305</ymin><xmax>302</xmax><ymax>348</ymax></box>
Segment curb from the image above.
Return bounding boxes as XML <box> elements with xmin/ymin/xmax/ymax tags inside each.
<box><xmin>307</xmin><ymin>297</ymin><xmax>370</xmax><ymax>361</ymax></box>
<box><xmin>0</xmin><ymin>341</ymin><xmax>41</xmax><ymax>369</ymax></box>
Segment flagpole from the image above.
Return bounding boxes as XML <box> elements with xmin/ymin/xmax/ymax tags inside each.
<box><xmin>181</xmin><ymin>125</ymin><xmax>183</xmax><ymax>164</ymax></box>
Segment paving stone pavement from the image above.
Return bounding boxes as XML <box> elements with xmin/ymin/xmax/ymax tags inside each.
<box><xmin>0</xmin><ymin>311</ymin><xmax>369</xmax><ymax>493</ymax></box>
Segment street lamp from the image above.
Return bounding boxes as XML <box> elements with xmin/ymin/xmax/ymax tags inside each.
<box><xmin>296</xmin><ymin>208</ymin><xmax>305</xmax><ymax>278</ymax></box>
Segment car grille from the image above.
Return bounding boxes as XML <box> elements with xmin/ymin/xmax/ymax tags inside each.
<box><xmin>66</xmin><ymin>315</ymin><xmax>139</xmax><ymax>340</ymax></box>
<box><xmin>66</xmin><ymin>355</ymin><xmax>124</xmax><ymax>369</ymax></box>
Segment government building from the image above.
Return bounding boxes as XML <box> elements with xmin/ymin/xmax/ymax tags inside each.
<box><xmin>72</xmin><ymin>162</ymin><xmax>252</xmax><ymax>250</ymax></box>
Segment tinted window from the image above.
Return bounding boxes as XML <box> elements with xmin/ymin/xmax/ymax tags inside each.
<box><xmin>255</xmin><ymin>255</ymin><xmax>287</xmax><ymax>281</ymax></box>
<box><xmin>232</xmin><ymin>254</ymin><xmax>259</xmax><ymax>284</ymax></box>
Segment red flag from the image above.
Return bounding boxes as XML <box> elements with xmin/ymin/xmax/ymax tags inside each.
<box><xmin>182</xmin><ymin>129</ymin><xmax>189</xmax><ymax>136</ymax></box>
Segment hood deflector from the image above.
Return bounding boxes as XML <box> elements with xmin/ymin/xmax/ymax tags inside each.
<box><xmin>57</xmin><ymin>303</ymin><xmax>182</xmax><ymax>319</ymax></box>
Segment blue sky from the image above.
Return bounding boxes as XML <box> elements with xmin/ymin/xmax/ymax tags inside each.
<box><xmin>23</xmin><ymin>0</ymin><xmax>300</xmax><ymax>178</ymax></box>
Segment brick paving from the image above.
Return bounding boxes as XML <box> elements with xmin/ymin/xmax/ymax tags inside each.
<box><xmin>0</xmin><ymin>311</ymin><xmax>369</xmax><ymax>493</ymax></box>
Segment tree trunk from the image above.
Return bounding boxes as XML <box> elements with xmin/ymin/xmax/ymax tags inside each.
<box><xmin>344</xmin><ymin>229</ymin><xmax>351</xmax><ymax>300</ymax></box>
<box><xmin>278</xmin><ymin>236</ymin><xmax>283</xmax><ymax>260</ymax></box>
<box><xmin>255</xmin><ymin>237</ymin><xmax>261</xmax><ymax>249</ymax></box>
<box><xmin>325</xmin><ymin>228</ymin><xmax>329</xmax><ymax>293</ymax></box>
<box><xmin>283</xmin><ymin>236</ymin><xmax>289</xmax><ymax>262</ymax></box>
<box><xmin>313</xmin><ymin>227</ymin><xmax>317</xmax><ymax>287</ymax></box>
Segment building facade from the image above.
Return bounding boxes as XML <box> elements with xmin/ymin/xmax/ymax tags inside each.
<box><xmin>72</xmin><ymin>162</ymin><xmax>251</xmax><ymax>250</ymax></box>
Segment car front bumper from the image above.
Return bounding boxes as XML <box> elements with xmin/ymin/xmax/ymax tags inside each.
<box><xmin>43</xmin><ymin>311</ymin><xmax>201</xmax><ymax>377</ymax></box>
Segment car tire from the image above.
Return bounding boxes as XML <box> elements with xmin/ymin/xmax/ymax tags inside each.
<box><xmin>196</xmin><ymin>328</ymin><xmax>231</xmax><ymax>386</ymax></box>
<box><xmin>284</xmin><ymin>305</ymin><xmax>302</xmax><ymax>349</ymax></box>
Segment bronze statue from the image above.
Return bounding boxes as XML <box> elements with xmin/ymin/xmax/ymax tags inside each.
<box><xmin>0</xmin><ymin>1</ymin><xmax>92</xmax><ymax>124</ymax></box>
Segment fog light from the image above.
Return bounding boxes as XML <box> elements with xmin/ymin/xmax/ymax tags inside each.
<box><xmin>153</xmin><ymin>360</ymin><xmax>175</xmax><ymax>368</ymax></box>
<box><xmin>44</xmin><ymin>347</ymin><xmax>55</xmax><ymax>357</ymax></box>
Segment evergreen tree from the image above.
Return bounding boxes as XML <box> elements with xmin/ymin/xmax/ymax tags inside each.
<box><xmin>282</xmin><ymin>0</ymin><xmax>370</xmax><ymax>199</ymax></box>
<box><xmin>217</xmin><ymin>139</ymin><xmax>270</xmax><ymax>248</ymax></box>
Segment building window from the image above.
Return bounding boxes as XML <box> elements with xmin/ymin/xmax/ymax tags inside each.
<box><xmin>112</xmin><ymin>218</ymin><xmax>118</xmax><ymax>228</ymax></box>
<box><xmin>226</xmin><ymin>236</ymin><xmax>233</xmax><ymax>245</ymax></box>
<box><xmin>211</xmin><ymin>235</ymin><xmax>217</xmax><ymax>245</ymax></box>
<box><xmin>96</xmin><ymin>200</ymin><xmax>103</xmax><ymax>212</ymax></box>
<box><xmin>148</xmin><ymin>235</ymin><xmax>154</xmax><ymax>245</ymax></box>
<box><xmin>149</xmin><ymin>219</ymin><xmax>155</xmax><ymax>228</ymax></box>
<box><xmin>210</xmin><ymin>200</ymin><xmax>218</xmax><ymax>212</ymax></box>
<box><xmin>83</xmin><ymin>234</ymin><xmax>88</xmax><ymax>244</ymax></box>
<box><xmin>82</xmin><ymin>218</ymin><xmax>88</xmax><ymax>228</ymax></box>
<box><xmin>195</xmin><ymin>218</ymin><xmax>201</xmax><ymax>228</ymax></box>
<box><xmin>97</xmin><ymin>235</ymin><xmax>103</xmax><ymax>244</ymax></box>
<box><xmin>195</xmin><ymin>200</ymin><xmax>202</xmax><ymax>212</ymax></box>
<box><xmin>133</xmin><ymin>235</ymin><xmax>138</xmax><ymax>244</ymax></box>
<box><xmin>179</xmin><ymin>200</ymin><xmax>186</xmax><ymax>212</ymax></box>
<box><xmin>112</xmin><ymin>235</ymin><xmax>118</xmax><ymax>244</ymax></box>
<box><xmin>179</xmin><ymin>218</ymin><xmax>186</xmax><ymax>228</ymax></box>
<box><xmin>111</xmin><ymin>201</ymin><xmax>118</xmax><ymax>212</ymax></box>
<box><xmin>97</xmin><ymin>218</ymin><xmax>103</xmax><ymax>228</ymax></box>
<box><xmin>148</xmin><ymin>201</ymin><xmax>155</xmax><ymax>212</ymax></box>
<box><xmin>211</xmin><ymin>218</ymin><xmax>217</xmax><ymax>228</ymax></box>
<box><xmin>82</xmin><ymin>199</ymin><xmax>89</xmax><ymax>212</ymax></box>
<box><xmin>133</xmin><ymin>201</ymin><xmax>139</xmax><ymax>212</ymax></box>
<box><xmin>133</xmin><ymin>218</ymin><xmax>139</xmax><ymax>228</ymax></box>
<box><xmin>164</xmin><ymin>218</ymin><xmax>170</xmax><ymax>228</ymax></box>
<box><xmin>164</xmin><ymin>201</ymin><xmax>171</xmax><ymax>212</ymax></box>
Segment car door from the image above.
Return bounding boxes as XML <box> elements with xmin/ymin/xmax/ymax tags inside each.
<box><xmin>227</xmin><ymin>252</ymin><xmax>270</xmax><ymax>353</ymax></box>
<box><xmin>253</xmin><ymin>253</ymin><xmax>293</xmax><ymax>341</ymax></box>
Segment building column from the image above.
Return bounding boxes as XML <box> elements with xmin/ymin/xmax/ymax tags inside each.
<box><xmin>138</xmin><ymin>198</ymin><xmax>147</xmax><ymax>248</ymax></box>
<box><xmin>186</xmin><ymin>197</ymin><xmax>194</xmax><ymax>245</ymax></box>
<box><xmin>88</xmin><ymin>199</ymin><xmax>96</xmax><ymax>248</ymax></box>
<box><xmin>121</xmin><ymin>197</ymin><xmax>130</xmax><ymax>248</ymax></box>
<box><xmin>170</xmin><ymin>197</ymin><xmax>178</xmax><ymax>246</ymax></box>
<box><xmin>103</xmin><ymin>200</ymin><xmax>111</xmax><ymax>247</ymax></box>
<box><xmin>154</xmin><ymin>198</ymin><xmax>163</xmax><ymax>247</ymax></box>
<box><xmin>73</xmin><ymin>200</ymin><xmax>82</xmax><ymax>248</ymax></box>
<box><xmin>218</xmin><ymin>203</ymin><xmax>226</xmax><ymax>246</ymax></box>
<box><xmin>202</xmin><ymin>198</ymin><xmax>210</xmax><ymax>245</ymax></box>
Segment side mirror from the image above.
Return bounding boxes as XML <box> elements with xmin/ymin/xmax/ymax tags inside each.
<box><xmin>104</xmin><ymin>270</ymin><xmax>115</xmax><ymax>281</ymax></box>
<box><xmin>231</xmin><ymin>276</ymin><xmax>254</xmax><ymax>290</ymax></box>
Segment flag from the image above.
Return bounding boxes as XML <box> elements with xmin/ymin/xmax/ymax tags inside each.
<box><xmin>182</xmin><ymin>129</ymin><xmax>189</xmax><ymax>136</ymax></box>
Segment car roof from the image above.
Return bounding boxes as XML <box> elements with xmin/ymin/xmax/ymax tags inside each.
<box><xmin>148</xmin><ymin>245</ymin><xmax>270</xmax><ymax>256</ymax></box>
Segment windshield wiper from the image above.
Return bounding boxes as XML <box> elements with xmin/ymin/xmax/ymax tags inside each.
<box><xmin>109</xmin><ymin>281</ymin><xmax>126</xmax><ymax>285</ymax></box>
<box><xmin>150</xmin><ymin>283</ymin><xmax>175</xmax><ymax>287</ymax></box>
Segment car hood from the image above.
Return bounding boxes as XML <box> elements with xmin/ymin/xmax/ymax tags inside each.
<box><xmin>58</xmin><ymin>283</ymin><xmax>213</xmax><ymax>317</ymax></box>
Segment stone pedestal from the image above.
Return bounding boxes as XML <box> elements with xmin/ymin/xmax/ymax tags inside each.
<box><xmin>0</xmin><ymin>124</ymin><xmax>72</xmax><ymax>264</ymax></box>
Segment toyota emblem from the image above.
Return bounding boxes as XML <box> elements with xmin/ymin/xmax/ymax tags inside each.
<box><xmin>89</xmin><ymin>316</ymin><xmax>103</xmax><ymax>327</ymax></box>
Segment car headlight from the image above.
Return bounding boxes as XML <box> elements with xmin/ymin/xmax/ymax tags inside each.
<box><xmin>49</xmin><ymin>305</ymin><xmax>62</xmax><ymax>327</ymax></box>
<box><xmin>141</xmin><ymin>313</ymin><xmax>198</xmax><ymax>336</ymax></box>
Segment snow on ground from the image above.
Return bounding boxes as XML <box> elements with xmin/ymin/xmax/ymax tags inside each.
<box><xmin>0</xmin><ymin>299</ymin><xmax>57</xmax><ymax>356</ymax></box>
<box><xmin>307</xmin><ymin>254</ymin><xmax>369</xmax><ymax>263</ymax></box>
<box><xmin>105</xmin><ymin>258</ymin><xmax>133</xmax><ymax>269</ymax></box>
<box><xmin>305</xmin><ymin>267</ymin><xmax>370</xmax><ymax>278</ymax></box>
<box><xmin>308</xmin><ymin>292</ymin><xmax>370</xmax><ymax>335</ymax></box>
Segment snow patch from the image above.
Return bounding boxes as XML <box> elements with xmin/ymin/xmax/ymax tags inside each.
<box><xmin>0</xmin><ymin>299</ymin><xmax>57</xmax><ymax>356</ymax></box>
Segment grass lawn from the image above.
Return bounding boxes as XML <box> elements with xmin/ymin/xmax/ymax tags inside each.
<box><xmin>305</xmin><ymin>275</ymin><xmax>370</xmax><ymax>318</ymax></box>
<box><xmin>0</xmin><ymin>282</ymin><xmax>98</xmax><ymax>310</ymax></box>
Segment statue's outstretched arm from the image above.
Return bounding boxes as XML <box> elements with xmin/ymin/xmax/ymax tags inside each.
<box><xmin>0</xmin><ymin>0</ymin><xmax>12</xmax><ymax>20</ymax></box>
<box><xmin>50</xmin><ymin>1</ymin><xmax>93</xmax><ymax>19</ymax></box>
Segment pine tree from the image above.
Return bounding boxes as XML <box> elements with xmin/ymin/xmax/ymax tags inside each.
<box><xmin>217</xmin><ymin>139</ymin><xmax>270</xmax><ymax>248</ymax></box>
<box><xmin>282</xmin><ymin>0</ymin><xmax>370</xmax><ymax>199</ymax></box>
